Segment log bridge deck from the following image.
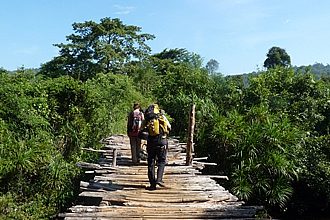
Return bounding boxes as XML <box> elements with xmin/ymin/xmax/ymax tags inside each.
<box><xmin>59</xmin><ymin>135</ymin><xmax>262</xmax><ymax>219</ymax></box>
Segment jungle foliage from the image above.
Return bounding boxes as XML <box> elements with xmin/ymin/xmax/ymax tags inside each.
<box><xmin>0</xmin><ymin>70</ymin><xmax>149</xmax><ymax>219</ymax></box>
<box><xmin>1</xmin><ymin>17</ymin><xmax>330</xmax><ymax>219</ymax></box>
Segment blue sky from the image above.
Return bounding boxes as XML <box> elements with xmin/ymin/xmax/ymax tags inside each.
<box><xmin>1</xmin><ymin>0</ymin><xmax>330</xmax><ymax>75</ymax></box>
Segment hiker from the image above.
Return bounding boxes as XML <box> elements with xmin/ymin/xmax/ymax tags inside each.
<box><xmin>127</xmin><ymin>103</ymin><xmax>144</xmax><ymax>164</ymax></box>
<box><xmin>141</xmin><ymin>104</ymin><xmax>171</xmax><ymax>190</ymax></box>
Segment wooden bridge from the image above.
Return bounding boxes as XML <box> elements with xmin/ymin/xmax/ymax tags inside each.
<box><xmin>59</xmin><ymin>135</ymin><xmax>263</xmax><ymax>219</ymax></box>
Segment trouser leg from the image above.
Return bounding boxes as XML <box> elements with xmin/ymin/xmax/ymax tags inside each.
<box><xmin>156</xmin><ymin>164</ymin><xmax>165</xmax><ymax>184</ymax></box>
<box><xmin>147</xmin><ymin>146</ymin><xmax>156</xmax><ymax>186</ymax></box>
<box><xmin>129</xmin><ymin>137</ymin><xmax>138</xmax><ymax>164</ymax></box>
<box><xmin>136</xmin><ymin>138</ymin><xmax>141</xmax><ymax>163</ymax></box>
<box><xmin>156</xmin><ymin>145</ymin><xmax>167</xmax><ymax>184</ymax></box>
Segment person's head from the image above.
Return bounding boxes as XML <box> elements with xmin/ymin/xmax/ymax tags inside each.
<box><xmin>133</xmin><ymin>103</ymin><xmax>140</xmax><ymax>110</ymax></box>
<box><xmin>147</xmin><ymin>103</ymin><xmax>160</xmax><ymax>114</ymax></box>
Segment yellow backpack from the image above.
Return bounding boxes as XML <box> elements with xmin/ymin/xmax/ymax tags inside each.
<box><xmin>145</xmin><ymin>104</ymin><xmax>169</xmax><ymax>137</ymax></box>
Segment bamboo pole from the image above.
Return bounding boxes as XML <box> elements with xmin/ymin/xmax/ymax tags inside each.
<box><xmin>186</xmin><ymin>104</ymin><xmax>195</xmax><ymax>166</ymax></box>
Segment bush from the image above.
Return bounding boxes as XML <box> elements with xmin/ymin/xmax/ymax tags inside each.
<box><xmin>0</xmin><ymin>71</ymin><xmax>149</xmax><ymax>218</ymax></box>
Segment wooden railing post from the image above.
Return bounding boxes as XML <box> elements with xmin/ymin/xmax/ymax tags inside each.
<box><xmin>112</xmin><ymin>148</ymin><xmax>118</xmax><ymax>167</ymax></box>
<box><xmin>186</xmin><ymin>104</ymin><xmax>195</xmax><ymax>166</ymax></box>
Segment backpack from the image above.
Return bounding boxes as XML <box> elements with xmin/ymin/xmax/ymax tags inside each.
<box><xmin>129</xmin><ymin>111</ymin><xmax>142</xmax><ymax>137</ymax></box>
<box><xmin>144</xmin><ymin>104</ymin><xmax>169</xmax><ymax>137</ymax></box>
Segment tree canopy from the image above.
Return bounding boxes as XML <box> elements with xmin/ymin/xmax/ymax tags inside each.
<box><xmin>153</xmin><ymin>48</ymin><xmax>203</xmax><ymax>69</ymax></box>
<box><xmin>264</xmin><ymin>46</ymin><xmax>291</xmax><ymax>69</ymax></box>
<box><xmin>40</xmin><ymin>17</ymin><xmax>155</xmax><ymax>81</ymax></box>
<box><xmin>205</xmin><ymin>59</ymin><xmax>220</xmax><ymax>74</ymax></box>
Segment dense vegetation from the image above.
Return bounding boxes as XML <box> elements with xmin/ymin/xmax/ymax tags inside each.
<box><xmin>294</xmin><ymin>62</ymin><xmax>330</xmax><ymax>79</ymax></box>
<box><xmin>0</xmin><ymin>17</ymin><xmax>329</xmax><ymax>219</ymax></box>
<box><xmin>0</xmin><ymin>69</ymin><xmax>150</xmax><ymax>219</ymax></box>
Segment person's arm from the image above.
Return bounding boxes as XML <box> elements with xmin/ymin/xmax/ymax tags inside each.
<box><xmin>162</xmin><ymin>114</ymin><xmax>171</xmax><ymax>131</ymax></box>
<box><xmin>140</xmin><ymin>118</ymin><xmax>147</xmax><ymax>131</ymax></box>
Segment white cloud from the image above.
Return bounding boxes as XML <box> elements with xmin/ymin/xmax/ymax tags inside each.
<box><xmin>114</xmin><ymin>4</ymin><xmax>135</xmax><ymax>15</ymax></box>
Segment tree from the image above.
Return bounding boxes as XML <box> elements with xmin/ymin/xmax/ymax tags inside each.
<box><xmin>205</xmin><ymin>59</ymin><xmax>219</xmax><ymax>75</ymax></box>
<box><xmin>264</xmin><ymin>46</ymin><xmax>291</xmax><ymax>69</ymax></box>
<box><xmin>40</xmin><ymin>17</ymin><xmax>155</xmax><ymax>81</ymax></box>
<box><xmin>153</xmin><ymin>48</ymin><xmax>203</xmax><ymax>69</ymax></box>
<box><xmin>0</xmin><ymin>67</ymin><xmax>8</xmax><ymax>74</ymax></box>
<box><xmin>198</xmin><ymin>67</ymin><xmax>330</xmax><ymax>217</ymax></box>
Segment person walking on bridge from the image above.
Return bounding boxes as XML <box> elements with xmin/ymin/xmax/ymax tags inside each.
<box><xmin>141</xmin><ymin>104</ymin><xmax>171</xmax><ymax>190</ymax></box>
<box><xmin>127</xmin><ymin>103</ymin><xmax>144</xmax><ymax>164</ymax></box>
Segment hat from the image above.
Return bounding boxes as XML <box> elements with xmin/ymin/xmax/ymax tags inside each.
<box><xmin>133</xmin><ymin>103</ymin><xmax>140</xmax><ymax>109</ymax></box>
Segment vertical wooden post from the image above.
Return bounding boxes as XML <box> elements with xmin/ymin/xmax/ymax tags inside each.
<box><xmin>112</xmin><ymin>148</ymin><xmax>118</xmax><ymax>167</ymax></box>
<box><xmin>186</xmin><ymin>104</ymin><xmax>196</xmax><ymax>166</ymax></box>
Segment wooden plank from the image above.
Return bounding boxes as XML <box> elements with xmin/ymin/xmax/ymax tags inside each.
<box><xmin>68</xmin><ymin>204</ymin><xmax>261</xmax><ymax>213</ymax></box>
<box><xmin>60</xmin><ymin>208</ymin><xmax>261</xmax><ymax>218</ymax></box>
<box><xmin>59</xmin><ymin>135</ymin><xmax>263</xmax><ymax>219</ymax></box>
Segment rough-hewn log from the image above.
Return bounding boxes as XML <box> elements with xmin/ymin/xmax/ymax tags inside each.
<box><xmin>112</xmin><ymin>148</ymin><xmax>118</xmax><ymax>167</ymax></box>
<box><xmin>81</xmin><ymin>148</ymin><xmax>107</xmax><ymax>153</ymax></box>
<box><xmin>76</xmin><ymin>162</ymin><xmax>101</xmax><ymax>169</ymax></box>
<box><xmin>186</xmin><ymin>104</ymin><xmax>195</xmax><ymax>166</ymax></box>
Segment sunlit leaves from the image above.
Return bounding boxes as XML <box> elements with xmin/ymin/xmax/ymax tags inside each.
<box><xmin>0</xmin><ymin>70</ymin><xmax>149</xmax><ymax>218</ymax></box>
<box><xmin>226</xmin><ymin>106</ymin><xmax>302</xmax><ymax>208</ymax></box>
<box><xmin>194</xmin><ymin>66</ymin><xmax>330</xmax><ymax>215</ymax></box>
<box><xmin>40</xmin><ymin>17</ymin><xmax>155</xmax><ymax>81</ymax></box>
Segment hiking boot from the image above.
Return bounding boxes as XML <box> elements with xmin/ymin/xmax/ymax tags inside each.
<box><xmin>156</xmin><ymin>181</ymin><xmax>166</xmax><ymax>187</ymax></box>
<box><xmin>146</xmin><ymin>184</ymin><xmax>156</xmax><ymax>191</ymax></box>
